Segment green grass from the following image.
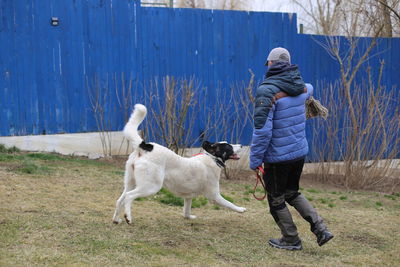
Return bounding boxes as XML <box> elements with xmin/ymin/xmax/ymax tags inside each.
<box><xmin>1</xmin><ymin>150</ymin><xmax>400</xmax><ymax>266</ymax></box>
<box><xmin>152</xmin><ymin>188</ymin><xmax>208</xmax><ymax>208</ymax></box>
<box><xmin>307</xmin><ymin>188</ymin><xmax>320</xmax><ymax>193</ymax></box>
<box><xmin>306</xmin><ymin>196</ymin><xmax>314</xmax><ymax>201</ymax></box>
<box><xmin>157</xmin><ymin>188</ymin><xmax>185</xmax><ymax>206</ymax></box>
<box><xmin>384</xmin><ymin>194</ymin><xmax>397</xmax><ymax>200</ymax></box>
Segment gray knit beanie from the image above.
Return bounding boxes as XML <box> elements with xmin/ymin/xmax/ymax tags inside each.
<box><xmin>265</xmin><ymin>47</ymin><xmax>291</xmax><ymax>65</ymax></box>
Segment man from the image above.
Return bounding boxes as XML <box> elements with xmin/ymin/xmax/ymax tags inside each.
<box><xmin>249</xmin><ymin>47</ymin><xmax>333</xmax><ymax>251</ymax></box>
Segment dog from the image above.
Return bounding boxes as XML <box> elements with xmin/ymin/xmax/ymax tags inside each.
<box><xmin>112</xmin><ymin>104</ymin><xmax>246</xmax><ymax>224</ymax></box>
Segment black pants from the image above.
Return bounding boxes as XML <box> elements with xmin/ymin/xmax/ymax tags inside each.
<box><xmin>263</xmin><ymin>158</ymin><xmax>305</xmax><ymax>209</ymax></box>
<box><xmin>262</xmin><ymin>158</ymin><xmax>327</xmax><ymax>240</ymax></box>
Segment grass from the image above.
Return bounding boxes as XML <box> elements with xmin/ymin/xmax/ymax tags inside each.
<box><xmin>1</xmin><ymin>150</ymin><xmax>400</xmax><ymax>266</ymax></box>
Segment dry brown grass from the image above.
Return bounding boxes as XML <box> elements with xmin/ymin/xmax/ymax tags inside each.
<box><xmin>1</xmin><ymin>152</ymin><xmax>400</xmax><ymax>266</ymax></box>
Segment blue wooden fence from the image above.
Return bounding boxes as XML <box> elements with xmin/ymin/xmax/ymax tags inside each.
<box><xmin>0</xmin><ymin>0</ymin><xmax>399</xmax><ymax>158</ymax></box>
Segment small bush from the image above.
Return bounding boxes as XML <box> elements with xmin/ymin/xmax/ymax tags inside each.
<box><xmin>7</xmin><ymin>146</ymin><xmax>20</xmax><ymax>153</ymax></box>
<box><xmin>0</xmin><ymin>144</ymin><xmax>8</xmax><ymax>153</ymax></box>
<box><xmin>26</xmin><ymin>153</ymin><xmax>65</xmax><ymax>161</ymax></box>
<box><xmin>339</xmin><ymin>196</ymin><xmax>348</xmax><ymax>200</ymax></box>
<box><xmin>0</xmin><ymin>144</ymin><xmax>20</xmax><ymax>153</ymax></box>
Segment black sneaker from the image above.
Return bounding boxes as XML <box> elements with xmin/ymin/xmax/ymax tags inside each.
<box><xmin>268</xmin><ymin>238</ymin><xmax>302</xmax><ymax>251</ymax></box>
<box><xmin>317</xmin><ymin>230</ymin><xmax>334</xmax><ymax>246</ymax></box>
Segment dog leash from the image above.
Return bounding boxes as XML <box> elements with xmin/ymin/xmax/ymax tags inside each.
<box><xmin>253</xmin><ymin>166</ymin><xmax>267</xmax><ymax>201</ymax></box>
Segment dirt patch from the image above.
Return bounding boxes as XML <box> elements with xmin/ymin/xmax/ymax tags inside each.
<box><xmin>97</xmin><ymin>155</ymin><xmax>127</xmax><ymax>168</ymax></box>
<box><xmin>301</xmin><ymin>174</ymin><xmax>348</xmax><ymax>191</ymax></box>
<box><xmin>344</xmin><ymin>232</ymin><xmax>387</xmax><ymax>249</ymax></box>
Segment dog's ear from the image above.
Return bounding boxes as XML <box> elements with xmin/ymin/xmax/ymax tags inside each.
<box><xmin>202</xmin><ymin>141</ymin><xmax>211</xmax><ymax>149</ymax></box>
<box><xmin>202</xmin><ymin>141</ymin><xmax>216</xmax><ymax>154</ymax></box>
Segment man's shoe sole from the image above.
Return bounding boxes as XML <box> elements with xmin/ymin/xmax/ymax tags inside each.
<box><xmin>318</xmin><ymin>234</ymin><xmax>334</xmax><ymax>246</ymax></box>
<box><xmin>268</xmin><ymin>240</ymin><xmax>302</xmax><ymax>251</ymax></box>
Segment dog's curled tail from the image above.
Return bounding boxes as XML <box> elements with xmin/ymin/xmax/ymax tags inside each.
<box><xmin>124</xmin><ymin>104</ymin><xmax>150</xmax><ymax>150</ymax></box>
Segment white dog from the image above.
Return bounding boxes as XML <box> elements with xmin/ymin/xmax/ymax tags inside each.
<box><xmin>112</xmin><ymin>104</ymin><xmax>246</xmax><ymax>224</ymax></box>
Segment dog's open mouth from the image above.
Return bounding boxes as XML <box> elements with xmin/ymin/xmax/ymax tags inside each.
<box><xmin>229</xmin><ymin>154</ymin><xmax>240</xmax><ymax>160</ymax></box>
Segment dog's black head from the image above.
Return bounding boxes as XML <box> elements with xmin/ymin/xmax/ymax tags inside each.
<box><xmin>202</xmin><ymin>141</ymin><xmax>241</xmax><ymax>162</ymax></box>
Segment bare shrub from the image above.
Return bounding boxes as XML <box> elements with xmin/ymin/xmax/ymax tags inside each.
<box><xmin>87</xmin><ymin>73</ymin><xmax>138</xmax><ymax>157</ymax></box>
<box><xmin>211</xmin><ymin>70</ymin><xmax>255</xmax><ymax>179</ymax></box>
<box><xmin>87</xmin><ymin>74</ymin><xmax>114</xmax><ymax>157</ymax></box>
<box><xmin>310</xmin><ymin>66</ymin><xmax>400</xmax><ymax>191</ymax></box>
<box><xmin>141</xmin><ymin>76</ymin><xmax>205</xmax><ymax>155</ymax></box>
<box><xmin>140</xmin><ymin>72</ymin><xmax>255</xmax><ymax>179</ymax></box>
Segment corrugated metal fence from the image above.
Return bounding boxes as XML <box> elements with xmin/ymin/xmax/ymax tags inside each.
<box><xmin>0</xmin><ymin>0</ymin><xmax>399</xmax><ymax>158</ymax></box>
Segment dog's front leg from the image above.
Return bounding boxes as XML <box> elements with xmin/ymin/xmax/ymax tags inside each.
<box><xmin>212</xmin><ymin>194</ymin><xmax>246</xmax><ymax>213</ymax></box>
<box><xmin>183</xmin><ymin>198</ymin><xmax>196</xmax><ymax>219</ymax></box>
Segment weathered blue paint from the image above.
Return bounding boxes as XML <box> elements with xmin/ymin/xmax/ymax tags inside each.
<box><xmin>0</xmin><ymin>0</ymin><xmax>399</xmax><ymax>159</ymax></box>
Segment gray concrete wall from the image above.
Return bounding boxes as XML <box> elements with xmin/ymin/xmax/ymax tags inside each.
<box><xmin>1</xmin><ymin>133</ymin><xmax>398</xmax><ymax>174</ymax></box>
<box><xmin>0</xmin><ymin>132</ymin><xmax>131</xmax><ymax>159</ymax></box>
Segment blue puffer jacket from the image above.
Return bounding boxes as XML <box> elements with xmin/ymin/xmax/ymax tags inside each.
<box><xmin>249</xmin><ymin>62</ymin><xmax>313</xmax><ymax>170</ymax></box>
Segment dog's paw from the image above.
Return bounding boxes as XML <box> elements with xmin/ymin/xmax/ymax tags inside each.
<box><xmin>184</xmin><ymin>215</ymin><xmax>197</xmax><ymax>220</ymax></box>
<box><xmin>124</xmin><ymin>214</ymin><xmax>132</xmax><ymax>224</ymax></box>
<box><xmin>112</xmin><ymin>218</ymin><xmax>122</xmax><ymax>224</ymax></box>
<box><xmin>236</xmin><ymin>207</ymin><xmax>246</xmax><ymax>213</ymax></box>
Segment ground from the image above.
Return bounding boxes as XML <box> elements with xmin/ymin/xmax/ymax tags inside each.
<box><xmin>0</xmin><ymin>151</ymin><xmax>399</xmax><ymax>266</ymax></box>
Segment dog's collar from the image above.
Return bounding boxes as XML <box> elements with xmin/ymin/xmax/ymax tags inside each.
<box><xmin>201</xmin><ymin>152</ymin><xmax>225</xmax><ymax>168</ymax></box>
<box><xmin>214</xmin><ymin>158</ymin><xmax>225</xmax><ymax>168</ymax></box>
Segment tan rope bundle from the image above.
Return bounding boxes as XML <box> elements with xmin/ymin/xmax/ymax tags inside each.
<box><xmin>306</xmin><ymin>96</ymin><xmax>328</xmax><ymax>120</ymax></box>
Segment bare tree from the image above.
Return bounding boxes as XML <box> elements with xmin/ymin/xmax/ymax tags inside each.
<box><xmin>175</xmin><ymin>0</ymin><xmax>245</xmax><ymax>10</ymax></box>
<box><xmin>292</xmin><ymin>0</ymin><xmax>400</xmax><ymax>37</ymax></box>
<box><xmin>176</xmin><ymin>0</ymin><xmax>206</xmax><ymax>8</ymax></box>
<box><xmin>292</xmin><ymin>0</ymin><xmax>400</xmax><ymax>189</ymax></box>
<box><xmin>309</xmin><ymin>70</ymin><xmax>400</xmax><ymax>191</ymax></box>
<box><xmin>292</xmin><ymin>0</ymin><xmax>343</xmax><ymax>35</ymax></box>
